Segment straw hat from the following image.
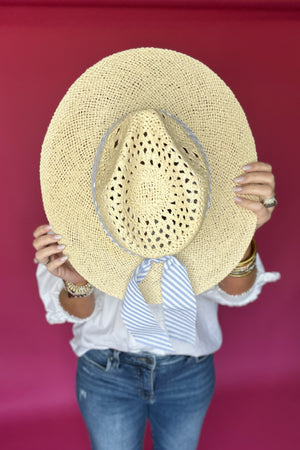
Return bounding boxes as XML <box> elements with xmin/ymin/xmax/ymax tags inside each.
<box><xmin>40</xmin><ymin>47</ymin><xmax>257</xmax><ymax>304</ymax></box>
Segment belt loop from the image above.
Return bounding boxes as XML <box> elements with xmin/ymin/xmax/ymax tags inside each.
<box><xmin>112</xmin><ymin>349</ymin><xmax>120</xmax><ymax>369</ymax></box>
<box><xmin>152</xmin><ymin>354</ymin><xmax>157</xmax><ymax>371</ymax></box>
<box><xmin>106</xmin><ymin>350</ymin><xmax>113</xmax><ymax>370</ymax></box>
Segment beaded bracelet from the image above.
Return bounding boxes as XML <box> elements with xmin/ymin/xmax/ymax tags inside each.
<box><xmin>229</xmin><ymin>239</ymin><xmax>257</xmax><ymax>278</ymax></box>
<box><xmin>63</xmin><ymin>279</ymin><xmax>94</xmax><ymax>298</ymax></box>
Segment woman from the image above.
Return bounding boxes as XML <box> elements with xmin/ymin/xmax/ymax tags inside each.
<box><xmin>33</xmin><ymin>49</ymin><xmax>279</xmax><ymax>450</ymax></box>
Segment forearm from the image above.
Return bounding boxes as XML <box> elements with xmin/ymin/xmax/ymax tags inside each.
<box><xmin>59</xmin><ymin>289</ymin><xmax>95</xmax><ymax>319</ymax></box>
<box><xmin>218</xmin><ymin>243</ymin><xmax>257</xmax><ymax>295</ymax></box>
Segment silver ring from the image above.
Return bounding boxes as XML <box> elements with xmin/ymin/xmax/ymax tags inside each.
<box><xmin>263</xmin><ymin>196</ymin><xmax>277</xmax><ymax>208</ymax></box>
<box><xmin>33</xmin><ymin>257</ymin><xmax>50</xmax><ymax>265</ymax></box>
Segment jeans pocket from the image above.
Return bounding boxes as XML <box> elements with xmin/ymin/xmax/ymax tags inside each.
<box><xmin>194</xmin><ymin>353</ymin><xmax>212</xmax><ymax>364</ymax></box>
<box><xmin>81</xmin><ymin>349</ymin><xmax>110</xmax><ymax>372</ymax></box>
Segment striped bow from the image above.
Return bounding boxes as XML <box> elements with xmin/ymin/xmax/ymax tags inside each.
<box><xmin>121</xmin><ymin>256</ymin><xmax>197</xmax><ymax>352</ymax></box>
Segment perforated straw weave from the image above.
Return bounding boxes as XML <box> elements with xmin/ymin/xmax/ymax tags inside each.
<box><xmin>40</xmin><ymin>47</ymin><xmax>257</xmax><ymax>304</ymax></box>
<box><xmin>93</xmin><ymin>109</ymin><xmax>210</xmax><ymax>258</ymax></box>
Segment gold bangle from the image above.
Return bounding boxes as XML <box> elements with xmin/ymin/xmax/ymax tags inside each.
<box><xmin>229</xmin><ymin>265</ymin><xmax>256</xmax><ymax>278</ymax></box>
<box><xmin>229</xmin><ymin>262</ymin><xmax>256</xmax><ymax>277</ymax></box>
<box><xmin>235</xmin><ymin>239</ymin><xmax>257</xmax><ymax>267</ymax></box>
<box><xmin>63</xmin><ymin>279</ymin><xmax>94</xmax><ymax>298</ymax></box>
<box><xmin>229</xmin><ymin>239</ymin><xmax>257</xmax><ymax>277</ymax></box>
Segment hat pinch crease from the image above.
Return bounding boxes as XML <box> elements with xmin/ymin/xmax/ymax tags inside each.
<box><xmin>162</xmin><ymin>110</ymin><xmax>211</xmax><ymax>218</ymax></box>
<box><xmin>91</xmin><ymin>116</ymin><xmax>135</xmax><ymax>255</ymax></box>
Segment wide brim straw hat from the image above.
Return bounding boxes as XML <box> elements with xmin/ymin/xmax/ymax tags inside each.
<box><xmin>40</xmin><ymin>47</ymin><xmax>257</xmax><ymax>304</ymax></box>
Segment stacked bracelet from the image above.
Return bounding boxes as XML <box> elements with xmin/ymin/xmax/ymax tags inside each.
<box><xmin>63</xmin><ymin>279</ymin><xmax>94</xmax><ymax>298</ymax></box>
<box><xmin>229</xmin><ymin>239</ymin><xmax>257</xmax><ymax>278</ymax></box>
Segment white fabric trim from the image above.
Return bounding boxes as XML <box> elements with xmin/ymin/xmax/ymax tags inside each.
<box><xmin>36</xmin><ymin>264</ymin><xmax>101</xmax><ymax>324</ymax></box>
<box><xmin>203</xmin><ymin>253</ymin><xmax>280</xmax><ymax>307</ymax></box>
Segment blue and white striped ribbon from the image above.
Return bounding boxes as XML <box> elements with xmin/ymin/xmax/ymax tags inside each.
<box><xmin>121</xmin><ymin>256</ymin><xmax>197</xmax><ymax>352</ymax></box>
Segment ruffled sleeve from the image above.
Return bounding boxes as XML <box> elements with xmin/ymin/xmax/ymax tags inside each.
<box><xmin>200</xmin><ymin>253</ymin><xmax>280</xmax><ymax>307</ymax></box>
<box><xmin>36</xmin><ymin>263</ymin><xmax>100</xmax><ymax>324</ymax></box>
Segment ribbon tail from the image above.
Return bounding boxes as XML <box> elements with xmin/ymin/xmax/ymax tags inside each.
<box><xmin>121</xmin><ymin>261</ymin><xmax>174</xmax><ymax>352</ymax></box>
<box><xmin>162</xmin><ymin>257</ymin><xmax>197</xmax><ymax>345</ymax></box>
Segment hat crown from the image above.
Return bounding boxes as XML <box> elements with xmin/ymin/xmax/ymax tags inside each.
<box><xmin>94</xmin><ymin>109</ymin><xmax>210</xmax><ymax>258</ymax></box>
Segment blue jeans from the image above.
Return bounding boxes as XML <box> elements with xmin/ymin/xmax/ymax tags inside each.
<box><xmin>76</xmin><ymin>349</ymin><xmax>215</xmax><ymax>450</ymax></box>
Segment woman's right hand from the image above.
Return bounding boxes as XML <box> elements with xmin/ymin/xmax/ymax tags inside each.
<box><xmin>33</xmin><ymin>224</ymin><xmax>87</xmax><ymax>285</ymax></box>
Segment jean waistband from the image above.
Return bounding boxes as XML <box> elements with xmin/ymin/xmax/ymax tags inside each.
<box><xmin>84</xmin><ymin>348</ymin><xmax>211</xmax><ymax>370</ymax></box>
<box><xmin>120</xmin><ymin>350</ymin><xmax>190</xmax><ymax>367</ymax></box>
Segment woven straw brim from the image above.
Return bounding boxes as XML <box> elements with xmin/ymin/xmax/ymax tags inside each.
<box><xmin>40</xmin><ymin>48</ymin><xmax>257</xmax><ymax>303</ymax></box>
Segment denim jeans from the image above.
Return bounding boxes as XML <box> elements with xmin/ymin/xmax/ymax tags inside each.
<box><xmin>76</xmin><ymin>349</ymin><xmax>215</xmax><ymax>450</ymax></box>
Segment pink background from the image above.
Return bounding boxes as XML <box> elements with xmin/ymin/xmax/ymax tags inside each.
<box><xmin>1</xmin><ymin>1</ymin><xmax>299</xmax><ymax>449</ymax></box>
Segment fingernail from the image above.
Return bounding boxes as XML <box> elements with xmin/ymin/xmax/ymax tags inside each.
<box><xmin>45</xmin><ymin>225</ymin><xmax>52</xmax><ymax>231</ymax></box>
<box><xmin>234</xmin><ymin>196</ymin><xmax>243</xmax><ymax>202</ymax></box>
<box><xmin>234</xmin><ymin>176</ymin><xmax>245</xmax><ymax>183</ymax></box>
<box><xmin>53</xmin><ymin>234</ymin><xmax>62</xmax><ymax>240</ymax></box>
<box><xmin>60</xmin><ymin>255</ymin><xmax>68</xmax><ymax>261</ymax></box>
<box><xmin>243</xmin><ymin>164</ymin><xmax>252</xmax><ymax>171</ymax></box>
<box><xmin>233</xmin><ymin>186</ymin><xmax>242</xmax><ymax>192</ymax></box>
<box><xmin>57</xmin><ymin>244</ymin><xmax>65</xmax><ymax>250</ymax></box>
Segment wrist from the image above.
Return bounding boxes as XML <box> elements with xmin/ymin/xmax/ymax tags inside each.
<box><xmin>72</xmin><ymin>278</ymin><xmax>88</xmax><ymax>287</ymax></box>
<box><xmin>59</xmin><ymin>288</ymin><xmax>95</xmax><ymax>319</ymax></box>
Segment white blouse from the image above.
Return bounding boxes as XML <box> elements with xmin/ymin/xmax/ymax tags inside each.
<box><xmin>36</xmin><ymin>254</ymin><xmax>280</xmax><ymax>357</ymax></box>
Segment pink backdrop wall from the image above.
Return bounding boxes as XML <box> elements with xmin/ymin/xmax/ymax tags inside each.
<box><xmin>1</xmin><ymin>1</ymin><xmax>299</xmax><ymax>449</ymax></box>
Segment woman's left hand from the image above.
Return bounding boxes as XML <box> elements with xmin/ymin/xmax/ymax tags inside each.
<box><xmin>233</xmin><ymin>161</ymin><xmax>277</xmax><ymax>230</ymax></box>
